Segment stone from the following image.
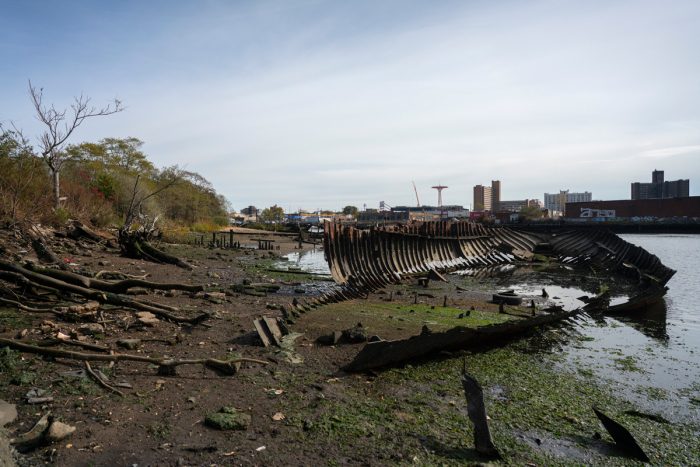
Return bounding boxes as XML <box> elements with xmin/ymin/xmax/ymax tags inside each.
<box><xmin>0</xmin><ymin>400</ymin><xmax>17</xmax><ymax>427</ymax></box>
<box><xmin>204</xmin><ymin>407</ymin><xmax>251</xmax><ymax>431</ymax></box>
<box><xmin>341</xmin><ymin>323</ymin><xmax>367</xmax><ymax>343</ymax></box>
<box><xmin>136</xmin><ymin>312</ymin><xmax>159</xmax><ymax>326</ymax></box>
<box><xmin>45</xmin><ymin>421</ymin><xmax>76</xmax><ymax>442</ymax></box>
<box><xmin>78</xmin><ymin>323</ymin><xmax>104</xmax><ymax>336</ymax></box>
<box><xmin>117</xmin><ymin>339</ymin><xmax>141</xmax><ymax>350</ymax></box>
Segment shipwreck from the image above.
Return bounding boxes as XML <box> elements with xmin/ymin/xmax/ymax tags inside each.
<box><xmin>297</xmin><ymin>221</ymin><xmax>677</xmax><ymax>371</ymax></box>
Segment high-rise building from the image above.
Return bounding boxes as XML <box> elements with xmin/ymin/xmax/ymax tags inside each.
<box><xmin>631</xmin><ymin>170</ymin><xmax>690</xmax><ymax>200</ymax></box>
<box><xmin>544</xmin><ymin>190</ymin><xmax>592</xmax><ymax>214</ymax></box>
<box><xmin>473</xmin><ymin>185</ymin><xmax>492</xmax><ymax>211</ymax></box>
<box><xmin>491</xmin><ymin>180</ymin><xmax>501</xmax><ymax>212</ymax></box>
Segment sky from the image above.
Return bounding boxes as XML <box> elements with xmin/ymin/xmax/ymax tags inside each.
<box><xmin>1</xmin><ymin>0</ymin><xmax>699</xmax><ymax>212</ymax></box>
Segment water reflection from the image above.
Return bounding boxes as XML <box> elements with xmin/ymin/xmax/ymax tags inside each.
<box><xmin>607</xmin><ymin>298</ymin><xmax>669</xmax><ymax>342</ymax></box>
<box><xmin>275</xmin><ymin>248</ymin><xmax>330</xmax><ymax>275</ymax></box>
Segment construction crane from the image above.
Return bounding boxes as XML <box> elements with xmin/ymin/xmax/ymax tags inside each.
<box><xmin>412</xmin><ymin>181</ymin><xmax>421</xmax><ymax>207</ymax></box>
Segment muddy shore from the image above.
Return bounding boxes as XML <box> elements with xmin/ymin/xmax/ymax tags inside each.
<box><xmin>1</xmin><ymin>229</ymin><xmax>699</xmax><ymax>466</ymax></box>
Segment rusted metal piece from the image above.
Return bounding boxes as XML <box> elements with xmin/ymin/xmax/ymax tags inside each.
<box><xmin>320</xmin><ymin>221</ymin><xmax>675</xmax><ymax>303</ymax></box>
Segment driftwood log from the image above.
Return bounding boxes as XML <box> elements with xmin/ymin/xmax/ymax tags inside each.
<box><xmin>0</xmin><ymin>258</ymin><xmax>207</xmax><ymax>324</ymax></box>
<box><xmin>24</xmin><ymin>262</ymin><xmax>202</xmax><ymax>294</ymax></box>
<box><xmin>118</xmin><ymin>229</ymin><xmax>192</xmax><ymax>270</ymax></box>
<box><xmin>0</xmin><ymin>338</ymin><xmax>269</xmax><ymax>376</ymax></box>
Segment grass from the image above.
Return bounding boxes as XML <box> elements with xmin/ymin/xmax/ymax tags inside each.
<box><xmin>0</xmin><ymin>347</ymin><xmax>37</xmax><ymax>386</ymax></box>
<box><xmin>0</xmin><ymin>307</ymin><xmax>32</xmax><ymax>329</ymax></box>
<box><xmin>309</xmin><ymin>301</ymin><xmax>516</xmax><ymax>338</ymax></box>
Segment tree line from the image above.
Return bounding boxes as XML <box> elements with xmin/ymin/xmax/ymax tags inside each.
<box><xmin>1</xmin><ymin>83</ymin><xmax>230</xmax><ymax>232</ymax></box>
<box><xmin>0</xmin><ymin>131</ymin><xmax>230</xmax><ymax>231</ymax></box>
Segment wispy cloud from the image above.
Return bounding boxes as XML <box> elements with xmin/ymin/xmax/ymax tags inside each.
<box><xmin>641</xmin><ymin>145</ymin><xmax>700</xmax><ymax>158</ymax></box>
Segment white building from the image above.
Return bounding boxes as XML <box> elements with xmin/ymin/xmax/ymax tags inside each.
<box><xmin>544</xmin><ymin>190</ymin><xmax>592</xmax><ymax>215</ymax></box>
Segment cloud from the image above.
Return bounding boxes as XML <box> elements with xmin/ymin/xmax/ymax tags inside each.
<box><xmin>641</xmin><ymin>145</ymin><xmax>700</xmax><ymax>159</ymax></box>
<box><xmin>2</xmin><ymin>0</ymin><xmax>699</xmax><ymax>209</ymax></box>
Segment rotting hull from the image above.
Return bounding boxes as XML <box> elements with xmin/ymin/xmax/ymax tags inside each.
<box><xmin>321</xmin><ymin>221</ymin><xmax>675</xmax><ymax>301</ymax></box>
<box><xmin>304</xmin><ymin>221</ymin><xmax>678</xmax><ymax>371</ymax></box>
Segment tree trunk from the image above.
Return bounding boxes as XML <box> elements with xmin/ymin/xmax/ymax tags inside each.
<box><xmin>52</xmin><ymin>169</ymin><xmax>60</xmax><ymax>211</ymax></box>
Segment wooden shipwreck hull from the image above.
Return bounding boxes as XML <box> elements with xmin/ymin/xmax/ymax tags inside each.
<box><xmin>321</xmin><ymin>221</ymin><xmax>675</xmax><ymax>299</ymax></box>
<box><xmin>306</xmin><ymin>221</ymin><xmax>677</xmax><ymax>371</ymax></box>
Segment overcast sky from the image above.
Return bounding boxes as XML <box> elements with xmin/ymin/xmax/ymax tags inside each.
<box><xmin>1</xmin><ymin>0</ymin><xmax>699</xmax><ymax>211</ymax></box>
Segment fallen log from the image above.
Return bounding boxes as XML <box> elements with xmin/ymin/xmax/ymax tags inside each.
<box><xmin>118</xmin><ymin>230</ymin><xmax>193</xmax><ymax>270</ymax></box>
<box><xmin>25</xmin><ymin>262</ymin><xmax>203</xmax><ymax>294</ymax></box>
<box><xmin>67</xmin><ymin>220</ymin><xmax>104</xmax><ymax>243</ymax></box>
<box><xmin>0</xmin><ymin>259</ymin><xmax>207</xmax><ymax>324</ymax></box>
<box><xmin>0</xmin><ymin>338</ymin><xmax>269</xmax><ymax>376</ymax></box>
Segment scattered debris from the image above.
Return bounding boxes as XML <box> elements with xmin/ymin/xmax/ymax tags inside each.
<box><xmin>253</xmin><ymin>317</ymin><xmax>287</xmax><ymax>347</ymax></box>
<box><xmin>10</xmin><ymin>413</ymin><xmax>75</xmax><ymax>451</ymax></box>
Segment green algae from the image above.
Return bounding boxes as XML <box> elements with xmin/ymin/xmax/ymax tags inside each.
<box><xmin>282</xmin><ymin>339</ymin><xmax>700</xmax><ymax>465</ymax></box>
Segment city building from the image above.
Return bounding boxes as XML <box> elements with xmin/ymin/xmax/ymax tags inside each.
<box><xmin>498</xmin><ymin>199</ymin><xmax>542</xmax><ymax>213</ymax></box>
<box><xmin>544</xmin><ymin>190</ymin><xmax>592</xmax><ymax>215</ymax></box>
<box><xmin>473</xmin><ymin>185</ymin><xmax>491</xmax><ymax>211</ymax></box>
<box><xmin>391</xmin><ymin>205</ymin><xmax>469</xmax><ymax>220</ymax></box>
<box><xmin>565</xmin><ymin>197</ymin><xmax>700</xmax><ymax>221</ymax></box>
<box><xmin>631</xmin><ymin>170</ymin><xmax>690</xmax><ymax>200</ymax></box>
<box><xmin>491</xmin><ymin>180</ymin><xmax>501</xmax><ymax>212</ymax></box>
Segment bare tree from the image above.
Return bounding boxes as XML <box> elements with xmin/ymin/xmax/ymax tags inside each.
<box><xmin>29</xmin><ymin>81</ymin><xmax>124</xmax><ymax>210</ymax></box>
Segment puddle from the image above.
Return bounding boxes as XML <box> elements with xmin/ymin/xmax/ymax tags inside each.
<box><xmin>274</xmin><ymin>249</ymin><xmax>330</xmax><ymax>275</ymax></box>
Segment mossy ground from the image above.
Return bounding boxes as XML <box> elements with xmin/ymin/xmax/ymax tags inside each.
<box><xmin>277</xmin><ymin>340</ymin><xmax>700</xmax><ymax>466</ymax></box>
<box><xmin>297</xmin><ymin>300</ymin><xmax>517</xmax><ymax>341</ymax></box>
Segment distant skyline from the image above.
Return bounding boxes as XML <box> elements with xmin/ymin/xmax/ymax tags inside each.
<box><xmin>1</xmin><ymin>0</ymin><xmax>699</xmax><ymax>212</ymax></box>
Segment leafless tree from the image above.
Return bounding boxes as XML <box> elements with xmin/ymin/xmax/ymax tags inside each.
<box><xmin>29</xmin><ymin>80</ymin><xmax>124</xmax><ymax>210</ymax></box>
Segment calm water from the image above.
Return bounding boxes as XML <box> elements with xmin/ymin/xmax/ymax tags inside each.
<box><xmin>560</xmin><ymin>234</ymin><xmax>700</xmax><ymax>422</ymax></box>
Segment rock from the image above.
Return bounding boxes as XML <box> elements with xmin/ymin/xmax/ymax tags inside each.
<box><xmin>117</xmin><ymin>339</ymin><xmax>141</xmax><ymax>350</ymax></box>
<box><xmin>67</xmin><ymin>301</ymin><xmax>100</xmax><ymax>313</ymax></box>
<box><xmin>0</xmin><ymin>400</ymin><xmax>17</xmax><ymax>427</ymax></box>
<box><xmin>78</xmin><ymin>323</ymin><xmax>104</xmax><ymax>336</ymax></box>
<box><xmin>45</xmin><ymin>421</ymin><xmax>76</xmax><ymax>442</ymax></box>
<box><xmin>205</xmin><ymin>407</ymin><xmax>251</xmax><ymax>431</ymax></box>
<box><xmin>341</xmin><ymin>323</ymin><xmax>367</xmax><ymax>343</ymax></box>
<box><xmin>204</xmin><ymin>291</ymin><xmax>226</xmax><ymax>303</ymax></box>
<box><xmin>136</xmin><ymin>312</ymin><xmax>159</xmax><ymax>326</ymax></box>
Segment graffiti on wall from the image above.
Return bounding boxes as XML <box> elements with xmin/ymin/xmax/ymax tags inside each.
<box><xmin>580</xmin><ymin>208</ymin><xmax>616</xmax><ymax>218</ymax></box>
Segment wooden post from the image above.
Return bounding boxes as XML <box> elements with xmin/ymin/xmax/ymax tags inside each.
<box><xmin>462</xmin><ymin>371</ymin><xmax>500</xmax><ymax>458</ymax></box>
<box><xmin>229</xmin><ymin>230</ymin><xmax>234</xmax><ymax>249</ymax></box>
